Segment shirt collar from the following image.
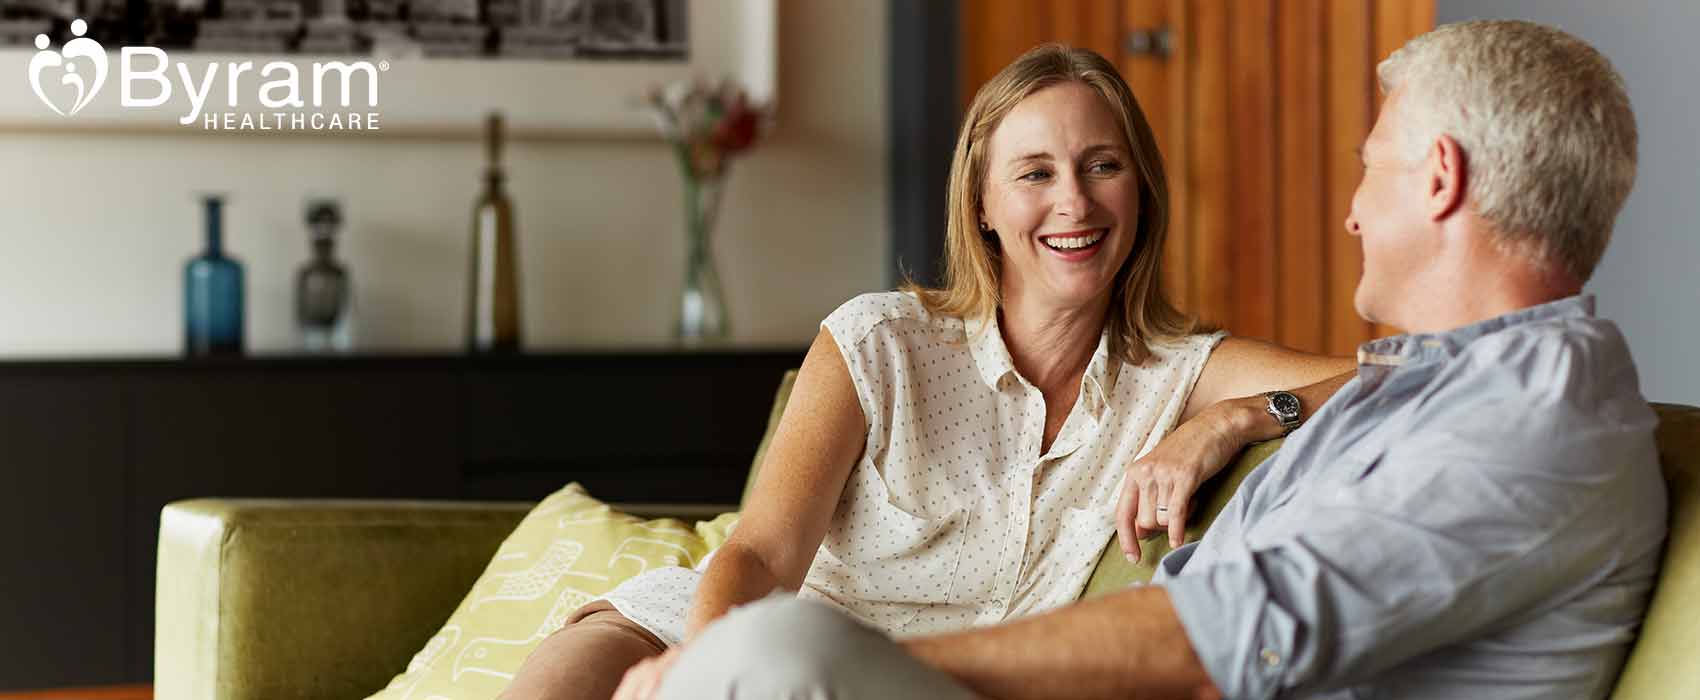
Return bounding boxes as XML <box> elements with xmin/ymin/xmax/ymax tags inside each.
<box><xmin>965</xmin><ymin>310</ymin><xmax>1117</xmax><ymax>413</ymax></box>
<box><xmin>1355</xmin><ymin>294</ymin><xmax>1596</xmax><ymax>368</ymax></box>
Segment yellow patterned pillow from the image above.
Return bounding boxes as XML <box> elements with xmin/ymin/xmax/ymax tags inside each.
<box><xmin>367</xmin><ymin>482</ymin><xmax>739</xmax><ymax>700</ymax></box>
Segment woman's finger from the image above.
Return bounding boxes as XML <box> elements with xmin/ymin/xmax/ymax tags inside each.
<box><xmin>612</xmin><ymin>664</ymin><xmax>642</xmax><ymax>700</ymax></box>
<box><xmin>1167</xmin><ymin>477</ymin><xmax>1193</xmax><ymax>550</ymax></box>
<box><xmin>1116</xmin><ymin>475</ymin><xmax>1142</xmax><ymax>560</ymax></box>
<box><xmin>1136</xmin><ymin>480</ymin><xmax>1160</xmax><ymax>534</ymax></box>
<box><xmin>1153</xmin><ymin>475</ymin><xmax>1173</xmax><ymax>529</ymax></box>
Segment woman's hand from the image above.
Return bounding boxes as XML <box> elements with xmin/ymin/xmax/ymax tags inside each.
<box><xmin>1115</xmin><ymin>398</ymin><xmax>1257</xmax><ymax>560</ymax></box>
<box><xmin>612</xmin><ymin>645</ymin><xmax>684</xmax><ymax>700</ymax></box>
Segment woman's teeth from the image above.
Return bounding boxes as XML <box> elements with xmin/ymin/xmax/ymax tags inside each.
<box><xmin>1044</xmin><ymin>230</ymin><xmax>1106</xmax><ymax>250</ymax></box>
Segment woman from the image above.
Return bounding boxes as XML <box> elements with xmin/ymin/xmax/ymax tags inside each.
<box><xmin>502</xmin><ymin>44</ymin><xmax>1354</xmax><ymax>700</ymax></box>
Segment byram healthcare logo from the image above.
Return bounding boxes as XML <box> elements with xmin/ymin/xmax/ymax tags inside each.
<box><xmin>28</xmin><ymin>18</ymin><xmax>385</xmax><ymax>131</ymax></box>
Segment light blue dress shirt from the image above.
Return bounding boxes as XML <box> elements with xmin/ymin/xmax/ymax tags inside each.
<box><xmin>1156</xmin><ymin>295</ymin><xmax>1667</xmax><ymax>699</ymax></box>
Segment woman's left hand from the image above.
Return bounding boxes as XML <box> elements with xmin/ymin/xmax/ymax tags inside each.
<box><xmin>612</xmin><ymin>645</ymin><xmax>685</xmax><ymax>700</ymax></box>
<box><xmin>1115</xmin><ymin>399</ymin><xmax>1252</xmax><ymax>560</ymax></box>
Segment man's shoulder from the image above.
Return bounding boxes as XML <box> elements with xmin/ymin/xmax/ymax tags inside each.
<box><xmin>1446</xmin><ymin>314</ymin><xmax>1644</xmax><ymax>412</ymax></box>
<box><xmin>1396</xmin><ymin>314</ymin><xmax>1659</xmax><ymax>478</ymax></box>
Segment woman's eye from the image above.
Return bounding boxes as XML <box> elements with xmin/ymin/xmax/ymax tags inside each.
<box><xmin>1089</xmin><ymin>160</ymin><xmax>1123</xmax><ymax>175</ymax></box>
<box><xmin>1018</xmin><ymin>170</ymin><xmax>1051</xmax><ymax>182</ymax></box>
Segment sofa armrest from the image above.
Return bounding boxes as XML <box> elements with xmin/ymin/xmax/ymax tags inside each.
<box><xmin>155</xmin><ymin>498</ymin><xmax>532</xmax><ymax>700</ymax></box>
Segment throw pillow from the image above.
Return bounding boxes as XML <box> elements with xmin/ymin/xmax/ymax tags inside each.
<box><xmin>367</xmin><ymin>482</ymin><xmax>738</xmax><ymax>700</ymax></box>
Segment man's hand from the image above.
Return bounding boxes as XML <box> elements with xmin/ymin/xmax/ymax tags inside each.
<box><xmin>612</xmin><ymin>645</ymin><xmax>683</xmax><ymax>700</ymax></box>
<box><xmin>1116</xmin><ymin>398</ymin><xmax>1258</xmax><ymax>559</ymax></box>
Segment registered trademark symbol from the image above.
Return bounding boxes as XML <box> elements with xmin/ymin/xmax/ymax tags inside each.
<box><xmin>379</xmin><ymin>60</ymin><xmax>390</xmax><ymax>71</ymax></box>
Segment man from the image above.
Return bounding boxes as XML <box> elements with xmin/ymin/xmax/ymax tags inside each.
<box><xmin>647</xmin><ymin>20</ymin><xmax>1665</xmax><ymax>700</ymax></box>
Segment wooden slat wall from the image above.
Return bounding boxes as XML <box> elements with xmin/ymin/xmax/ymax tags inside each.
<box><xmin>1229</xmin><ymin>0</ymin><xmax>1278</xmax><ymax>341</ymax></box>
<box><xmin>1324</xmin><ymin>0</ymin><xmax>1375</xmax><ymax>355</ymax></box>
<box><xmin>959</xmin><ymin>1</ymin><xmax>1432</xmax><ymax>355</ymax></box>
<box><xmin>1276</xmin><ymin>0</ymin><xmax>1329</xmax><ymax>352</ymax></box>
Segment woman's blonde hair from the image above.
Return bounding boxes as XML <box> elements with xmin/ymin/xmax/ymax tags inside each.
<box><xmin>903</xmin><ymin>43</ymin><xmax>1196</xmax><ymax>365</ymax></box>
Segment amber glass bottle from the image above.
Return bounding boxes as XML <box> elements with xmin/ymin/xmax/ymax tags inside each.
<box><xmin>466</xmin><ymin>112</ymin><xmax>521</xmax><ymax>353</ymax></box>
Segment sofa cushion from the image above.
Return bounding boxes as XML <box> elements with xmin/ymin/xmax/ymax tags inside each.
<box><xmin>1080</xmin><ymin>438</ymin><xmax>1284</xmax><ymax>596</ymax></box>
<box><xmin>366</xmin><ymin>483</ymin><xmax>737</xmax><ymax>700</ymax></box>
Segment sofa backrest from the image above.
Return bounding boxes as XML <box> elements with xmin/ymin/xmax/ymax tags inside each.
<box><xmin>1610</xmin><ymin>402</ymin><xmax>1700</xmax><ymax>699</ymax></box>
<box><xmin>741</xmin><ymin>369</ymin><xmax>799</xmax><ymax>505</ymax></box>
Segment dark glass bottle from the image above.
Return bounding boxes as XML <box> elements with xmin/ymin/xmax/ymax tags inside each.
<box><xmin>184</xmin><ymin>195</ymin><xmax>245</xmax><ymax>357</ymax></box>
<box><xmin>466</xmin><ymin>112</ymin><xmax>522</xmax><ymax>353</ymax></box>
<box><xmin>296</xmin><ymin>199</ymin><xmax>352</xmax><ymax>352</ymax></box>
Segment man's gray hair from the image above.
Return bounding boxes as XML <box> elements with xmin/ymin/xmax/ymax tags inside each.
<box><xmin>1377</xmin><ymin>20</ymin><xmax>1637</xmax><ymax>281</ymax></box>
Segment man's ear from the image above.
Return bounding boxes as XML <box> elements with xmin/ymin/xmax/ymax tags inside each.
<box><xmin>1428</xmin><ymin>134</ymin><xmax>1468</xmax><ymax>221</ymax></box>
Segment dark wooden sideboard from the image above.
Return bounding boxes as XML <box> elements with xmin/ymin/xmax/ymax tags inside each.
<box><xmin>0</xmin><ymin>349</ymin><xmax>804</xmax><ymax>690</ymax></box>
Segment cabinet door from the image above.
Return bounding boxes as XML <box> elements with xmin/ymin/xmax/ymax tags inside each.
<box><xmin>456</xmin><ymin>354</ymin><xmax>796</xmax><ymax>504</ymax></box>
<box><xmin>0</xmin><ymin>375</ymin><xmax>127</xmax><ymax>688</ymax></box>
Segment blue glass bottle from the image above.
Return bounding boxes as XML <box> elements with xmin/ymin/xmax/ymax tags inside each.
<box><xmin>184</xmin><ymin>195</ymin><xmax>245</xmax><ymax>357</ymax></box>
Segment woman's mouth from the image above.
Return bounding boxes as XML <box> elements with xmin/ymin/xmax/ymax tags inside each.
<box><xmin>1039</xmin><ymin>229</ymin><xmax>1108</xmax><ymax>260</ymax></box>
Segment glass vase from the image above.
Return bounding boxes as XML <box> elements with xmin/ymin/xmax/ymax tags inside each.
<box><xmin>184</xmin><ymin>195</ymin><xmax>245</xmax><ymax>357</ymax></box>
<box><xmin>677</xmin><ymin>166</ymin><xmax>729</xmax><ymax>345</ymax></box>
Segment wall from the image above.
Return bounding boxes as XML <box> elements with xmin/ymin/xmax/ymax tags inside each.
<box><xmin>1435</xmin><ymin>0</ymin><xmax>1700</xmax><ymax>405</ymax></box>
<box><xmin>0</xmin><ymin>2</ymin><xmax>888</xmax><ymax>355</ymax></box>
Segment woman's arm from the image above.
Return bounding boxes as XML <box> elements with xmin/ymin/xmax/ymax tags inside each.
<box><xmin>681</xmin><ymin>327</ymin><xmax>867</xmax><ymax>641</ymax></box>
<box><xmin>1180</xmin><ymin>336</ymin><xmax>1356</xmax><ymax>426</ymax></box>
<box><xmin>1117</xmin><ymin>337</ymin><xmax>1356</xmax><ymax>558</ymax></box>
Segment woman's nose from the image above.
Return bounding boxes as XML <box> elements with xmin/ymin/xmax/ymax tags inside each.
<box><xmin>1054</xmin><ymin>174</ymin><xmax>1093</xmax><ymax>220</ymax></box>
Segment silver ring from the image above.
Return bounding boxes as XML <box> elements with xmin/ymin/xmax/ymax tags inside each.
<box><xmin>1156</xmin><ymin>506</ymin><xmax>1169</xmax><ymax>513</ymax></box>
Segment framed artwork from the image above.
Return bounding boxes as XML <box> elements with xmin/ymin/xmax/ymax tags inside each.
<box><xmin>0</xmin><ymin>0</ymin><xmax>776</xmax><ymax>136</ymax></box>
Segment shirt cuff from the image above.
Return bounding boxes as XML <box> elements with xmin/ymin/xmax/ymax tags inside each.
<box><xmin>1158</xmin><ymin>555</ymin><xmax>1300</xmax><ymax>700</ymax></box>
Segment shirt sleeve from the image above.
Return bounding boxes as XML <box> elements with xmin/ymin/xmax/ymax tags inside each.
<box><xmin>819</xmin><ymin>292</ymin><xmax>928</xmax><ymax>448</ymax></box>
<box><xmin>1158</xmin><ymin>375</ymin><xmax>1663</xmax><ymax>698</ymax></box>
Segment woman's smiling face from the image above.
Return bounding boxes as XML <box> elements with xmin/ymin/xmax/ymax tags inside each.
<box><xmin>980</xmin><ymin>81</ymin><xmax>1140</xmax><ymax>313</ymax></box>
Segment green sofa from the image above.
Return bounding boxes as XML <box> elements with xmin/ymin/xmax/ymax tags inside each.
<box><xmin>153</xmin><ymin>371</ymin><xmax>1700</xmax><ymax>699</ymax></box>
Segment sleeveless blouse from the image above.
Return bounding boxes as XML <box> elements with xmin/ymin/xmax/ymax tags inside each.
<box><xmin>600</xmin><ymin>292</ymin><xmax>1226</xmax><ymax>644</ymax></box>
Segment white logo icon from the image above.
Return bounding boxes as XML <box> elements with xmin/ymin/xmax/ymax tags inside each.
<box><xmin>29</xmin><ymin>18</ymin><xmax>108</xmax><ymax>117</ymax></box>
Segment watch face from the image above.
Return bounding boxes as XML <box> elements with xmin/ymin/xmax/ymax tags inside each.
<box><xmin>1272</xmin><ymin>392</ymin><xmax>1301</xmax><ymax>417</ymax></box>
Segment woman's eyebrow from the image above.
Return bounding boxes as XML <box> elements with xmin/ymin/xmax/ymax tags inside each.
<box><xmin>1080</xmin><ymin>143</ymin><xmax>1127</xmax><ymax>156</ymax></box>
<box><xmin>1007</xmin><ymin>144</ymin><xmax>1125</xmax><ymax>165</ymax></box>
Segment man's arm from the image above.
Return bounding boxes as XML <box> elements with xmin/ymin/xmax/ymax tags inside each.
<box><xmin>902</xmin><ymin>586</ymin><xmax>1220</xmax><ymax>700</ymax></box>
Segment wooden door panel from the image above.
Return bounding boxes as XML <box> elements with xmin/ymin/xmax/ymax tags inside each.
<box><xmin>1229</xmin><ymin>0</ymin><xmax>1278</xmax><ymax>339</ymax></box>
<box><xmin>1276</xmin><ymin>0</ymin><xmax>1330</xmax><ymax>353</ymax></box>
<box><xmin>1324</xmin><ymin>0</ymin><xmax>1376</xmax><ymax>355</ymax></box>
<box><xmin>1189</xmin><ymin>0</ymin><xmax>1233</xmax><ymax>328</ymax></box>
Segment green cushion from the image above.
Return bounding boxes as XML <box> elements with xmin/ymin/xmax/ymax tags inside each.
<box><xmin>1610</xmin><ymin>403</ymin><xmax>1700</xmax><ymax>699</ymax></box>
<box><xmin>1080</xmin><ymin>438</ymin><xmax>1284</xmax><ymax>596</ymax></box>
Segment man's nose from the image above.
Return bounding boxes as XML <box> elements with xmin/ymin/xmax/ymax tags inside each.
<box><xmin>1344</xmin><ymin>211</ymin><xmax>1362</xmax><ymax>238</ymax></box>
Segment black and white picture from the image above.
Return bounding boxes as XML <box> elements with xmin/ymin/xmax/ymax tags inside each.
<box><xmin>0</xmin><ymin>0</ymin><xmax>688</xmax><ymax>59</ymax></box>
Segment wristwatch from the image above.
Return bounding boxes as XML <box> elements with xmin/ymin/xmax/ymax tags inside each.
<box><xmin>1263</xmin><ymin>390</ymin><xmax>1303</xmax><ymax>435</ymax></box>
